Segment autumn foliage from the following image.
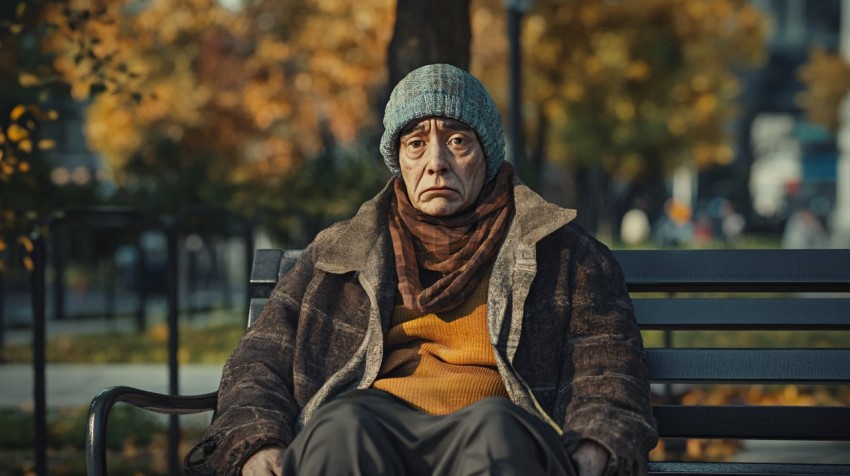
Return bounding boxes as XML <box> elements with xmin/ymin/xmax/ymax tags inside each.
<box><xmin>42</xmin><ymin>0</ymin><xmax>393</xmax><ymax>192</ymax></box>
<box><xmin>797</xmin><ymin>46</ymin><xmax>850</xmax><ymax>132</ymax></box>
<box><xmin>473</xmin><ymin>0</ymin><xmax>769</xmax><ymax>184</ymax></box>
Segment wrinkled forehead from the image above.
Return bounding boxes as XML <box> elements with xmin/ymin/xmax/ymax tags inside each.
<box><xmin>398</xmin><ymin>116</ymin><xmax>475</xmax><ymax>139</ymax></box>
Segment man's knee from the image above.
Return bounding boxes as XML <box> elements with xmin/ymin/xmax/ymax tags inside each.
<box><xmin>285</xmin><ymin>395</ymin><xmax>411</xmax><ymax>476</ymax></box>
<box><xmin>463</xmin><ymin>397</ymin><xmax>531</xmax><ymax>431</ymax></box>
<box><xmin>306</xmin><ymin>398</ymin><xmax>379</xmax><ymax>436</ymax></box>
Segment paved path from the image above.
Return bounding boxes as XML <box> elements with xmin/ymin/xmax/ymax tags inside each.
<box><xmin>0</xmin><ymin>363</ymin><xmax>222</xmax><ymax>409</ymax></box>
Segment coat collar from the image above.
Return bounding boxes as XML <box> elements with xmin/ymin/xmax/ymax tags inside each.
<box><xmin>509</xmin><ymin>176</ymin><xmax>577</xmax><ymax>246</ymax></box>
<box><xmin>313</xmin><ymin>180</ymin><xmax>394</xmax><ymax>274</ymax></box>
<box><xmin>313</xmin><ymin>176</ymin><xmax>577</xmax><ymax>274</ymax></box>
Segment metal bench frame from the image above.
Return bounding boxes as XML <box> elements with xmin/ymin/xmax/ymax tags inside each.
<box><xmin>86</xmin><ymin>249</ymin><xmax>850</xmax><ymax>475</ymax></box>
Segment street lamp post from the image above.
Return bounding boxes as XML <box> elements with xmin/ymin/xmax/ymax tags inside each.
<box><xmin>836</xmin><ymin>0</ymin><xmax>850</xmax><ymax>246</ymax></box>
<box><xmin>505</xmin><ymin>0</ymin><xmax>534</xmax><ymax>171</ymax></box>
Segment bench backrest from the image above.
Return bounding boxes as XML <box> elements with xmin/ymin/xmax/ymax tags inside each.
<box><xmin>247</xmin><ymin>248</ymin><xmax>850</xmax><ymax>473</ymax></box>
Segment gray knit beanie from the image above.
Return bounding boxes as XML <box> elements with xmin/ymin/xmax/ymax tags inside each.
<box><xmin>380</xmin><ymin>64</ymin><xmax>505</xmax><ymax>183</ymax></box>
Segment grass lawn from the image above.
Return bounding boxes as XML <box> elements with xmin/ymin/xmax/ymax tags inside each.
<box><xmin>1</xmin><ymin>315</ymin><xmax>244</xmax><ymax>364</ymax></box>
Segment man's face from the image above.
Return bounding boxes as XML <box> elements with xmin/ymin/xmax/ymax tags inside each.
<box><xmin>398</xmin><ymin>117</ymin><xmax>486</xmax><ymax>217</ymax></box>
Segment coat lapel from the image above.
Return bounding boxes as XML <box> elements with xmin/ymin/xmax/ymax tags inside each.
<box><xmin>489</xmin><ymin>179</ymin><xmax>577</xmax><ymax>363</ymax></box>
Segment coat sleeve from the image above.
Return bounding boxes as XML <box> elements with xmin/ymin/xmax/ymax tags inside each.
<box><xmin>561</xmin><ymin>235</ymin><xmax>658</xmax><ymax>476</ymax></box>
<box><xmin>184</xmin><ymin>246</ymin><xmax>317</xmax><ymax>476</ymax></box>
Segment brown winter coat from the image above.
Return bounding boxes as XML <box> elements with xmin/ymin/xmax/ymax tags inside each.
<box><xmin>185</xmin><ymin>178</ymin><xmax>658</xmax><ymax>475</ymax></box>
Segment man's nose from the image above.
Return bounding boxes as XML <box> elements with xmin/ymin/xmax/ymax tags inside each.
<box><xmin>425</xmin><ymin>142</ymin><xmax>449</xmax><ymax>175</ymax></box>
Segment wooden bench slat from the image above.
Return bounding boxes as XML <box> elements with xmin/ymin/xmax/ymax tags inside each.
<box><xmin>615</xmin><ymin>250</ymin><xmax>850</xmax><ymax>292</ymax></box>
<box><xmin>649</xmin><ymin>461</ymin><xmax>850</xmax><ymax>475</ymax></box>
<box><xmin>248</xmin><ymin>298</ymin><xmax>269</xmax><ymax>328</ymax></box>
<box><xmin>647</xmin><ymin>349</ymin><xmax>850</xmax><ymax>382</ymax></box>
<box><xmin>653</xmin><ymin>405</ymin><xmax>850</xmax><ymax>440</ymax></box>
<box><xmin>278</xmin><ymin>250</ymin><xmax>303</xmax><ymax>280</ymax></box>
<box><xmin>634</xmin><ymin>298</ymin><xmax>850</xmax><ymax>330</ymax></box>
<box><xmin>249</xmin><ymin>249</ymin><xmax>284</xmax><ymax>300</ymax></box>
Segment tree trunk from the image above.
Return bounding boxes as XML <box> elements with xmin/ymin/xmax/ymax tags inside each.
<box><xmin>575</xmin><ymin>164</ymin><xmax>606</xmax><ymax>235</ymax></box>
<box><xmin>385</xmin><ymin>0</ymin><xmax>472</xmax><ymax>96</ymax></box>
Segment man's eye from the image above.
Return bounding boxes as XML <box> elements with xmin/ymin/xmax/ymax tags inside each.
<box><xmin>407</xmin><ymin>139</ymin><xmax>424</xmax><ymax>149</ymax></box>
<box><xmin>449</xmin><ymin>137</ymin><xmax>466</xmax><ymax>146</ymax></box>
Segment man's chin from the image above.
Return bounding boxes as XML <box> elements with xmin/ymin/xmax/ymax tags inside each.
<box><xmin>416</xmin><ymin>199</ymin><xmax>462</xmax><ymax>217</ymax></box>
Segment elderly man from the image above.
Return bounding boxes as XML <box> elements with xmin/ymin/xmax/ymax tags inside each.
<box><xmin>186</xmin><ymin>64</ymin><xmax>657</xmax><ymax>476</ymax></box>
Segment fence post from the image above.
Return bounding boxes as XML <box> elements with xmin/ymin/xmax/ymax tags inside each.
<box><xmin>30</xmin><ymin>228</ymin><xmax>48</xmax><ymax>476</ymax></box>
<box><xmin>29</xmin><ymin>207</ymin><xmax>157</xmax><ymax>474</ymax></box>
<box><xmin>0</xmin><ymin>272</ymin><xmax>5</xmax><ymax>361</ymax></box>
<box><xmin>135</xmin><ymin>241</ymin><xmax>148</xmax><ymax>333</ymax></box>
<box><xmin>51</xmin><ymin>232</ymin><xmax>65</xmax><ymax>321</ymax></box>
<box><xmin>163</xmin><ymin>217</ymin><xmax>181</xmax><ymax>475</ymax></box>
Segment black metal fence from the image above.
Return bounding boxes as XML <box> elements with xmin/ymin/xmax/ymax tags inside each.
<box><xmin>12</xmin><ymin>206</ymin><xmax>254</xmax><ymax>476</ymax></box>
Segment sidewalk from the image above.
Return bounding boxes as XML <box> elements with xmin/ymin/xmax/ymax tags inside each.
<box><xmin>0</xmin><ymin>363</ymin><xmax>222</xmax><ymax>408</ymax></box>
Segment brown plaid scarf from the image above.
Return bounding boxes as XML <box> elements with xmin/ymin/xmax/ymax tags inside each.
<box><xmin>388</xmin><ymin>163</ymin><xmax>515</xmax><ymax>315</ymax></box>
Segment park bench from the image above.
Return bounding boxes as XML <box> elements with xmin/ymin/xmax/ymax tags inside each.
<box><xmin>86</xmin><ymin>248</ymin><xmax>850</xmax><ymax>475</ymax></box>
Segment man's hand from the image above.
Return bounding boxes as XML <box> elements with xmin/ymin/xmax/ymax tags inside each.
<box><xmin>570</xmin><ymin>440</ymin><xmax>609</xmax><ymax>476</ymax></box>
<box><xmin>241</xmin><ymin>446</ymin><xmax>284</xmax><ymax>476</ymax></box>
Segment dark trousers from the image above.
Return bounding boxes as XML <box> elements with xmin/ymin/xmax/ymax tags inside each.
<box><xmin>280</xmin><ymin>389</ymin><xmax>576</xmax><ymax>476</ymax></box>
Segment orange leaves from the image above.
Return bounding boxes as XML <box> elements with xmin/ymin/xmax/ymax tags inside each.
<box><xmin>796</xmin><ymin>47</ymin><xmax>850</xmax><ymax>132</ymax></box>
<box><xmin>6</xmin><ymin>124</ymin><xmax>28</xmax><ymax>142</ymax></box>
<box><xmin>0</xmin><ymin>102</ymin><xmax>60</xmax><ymax>186</ymax></box>
<box><xmin>475</xmin><ymin>0</ymin><xmax>770</xmax><ymax>176</ymax></box>
<box><xmin>40</xmin><ymin>0</ymin><xmax>394</xmax><ymax>190</ymax></box>
<box><xmin>44</xmin><ymin>1</ymin><xmax>146</xmax><ymax>101</ymax></box>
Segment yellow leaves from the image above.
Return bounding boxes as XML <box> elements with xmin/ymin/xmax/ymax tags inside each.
<box><xmin>255</xmin><ymin>38</ymin><xmax>291</xmax><ymax>63</ymax></box>
<box><xmin>6</xmin><ymin>124</ymin><xmax>28</xmax><ymax>142</ymax></box>
<box><xmin>17</xmin><ymin>235</ymin><xmax>33</xmax><ymax>253</ymax></box>
<box><xmin>40</xmin><ymin>0</ymin><xmax>391</xmax><ymax>187</ymax></box>
<box><xmin>715</xmin><ymin>145</ymin><xmax>734</xmax><ymax>165</ymax></box>
<box><xmin>0</xmin><ymin>103</ymin><xmax>60</xmax><ymax>185</ymax></box>
<box><xmin>691</xmin><ymin>143</ymin><xmax>733</xmax><ymax>169</ymax></box>
<box><xmin>614</xmin><ymin>101</ymin><xmax>636</xmax><ymax>122</ymax></box>
<box><xmin>685</xmin><ymin>1</ymin><xmax>710</xmax><ymax>21</ymax></box>
<box><xmin>593</xmin><ymin>33</ymin><xmax>630</xmax><ymax>70</ymax></box>
<box><xmin>579</xmin><ymin>2</ymin><xmax>601</xmax><ymax>27</ymax></box>
<box><xmin>583</xmin><ymin>57</ymin><xmax>602</xmax><ymax>76</ymax></box>
<box><xmin>796</xmin><ymin>47</ymin><xmax>850</xmax><ymax>131</ymax></box>
<box><xmin>690</xmin><ymin>74</ymin><xmax>711</xmax><ymax>92</ymax></box>
<box><xmin>39</xmin><ymin>140</ymin><xmax>57</xmax><ymax>150</ymax></box>
<box><xmin>694</xmin><ymin>94</ymin><xmax>718</xmax><ymax>118</ymax></box>
<box><xmin>667</xmin><ymin>116</ymin><xmax>688</xmax><ymax>136</ymax></box>
<box><xmin>562</xmin><ymin>82</ymin><xmax>584</xmax><ymax>103</ymax></box>
<box><xmin>10</xmin><ymin>105</ymin><xmax>26</xmax><ymax>121</ymax></box>
<box><xmin>70</xmin><ymin>79</ymin><xmax>93</xmax><ymax>101</ymax></box>
<box><xmin>625</xmin><ymin>61</ymin><xmax>650</xmax><ymax>81</ymax></box>
<box><xmin>147</xmin><ymin>323</ymin><xmax>169</xmax><ymax>344</ymax></box>
<box><xmin>18</xmin><ymin>72</ymin><xmax>41</xmax><ymax>87</ymax></box>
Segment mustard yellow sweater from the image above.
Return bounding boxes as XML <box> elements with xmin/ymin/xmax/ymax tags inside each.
<box><xmin>371</xmin><ymin>273</ymin><xmax>508</xmax><ymax>415</ymax></box>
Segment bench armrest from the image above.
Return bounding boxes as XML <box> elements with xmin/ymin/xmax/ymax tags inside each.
<box><xmin>86</xmin><ymin>386</ymin><xmax>217</xmax><ymax>476</ymax></box>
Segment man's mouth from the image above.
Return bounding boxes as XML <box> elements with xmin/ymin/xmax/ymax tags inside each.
<box><xmin>422</xmin><ymin>187</ymin><xmax>456</xmax><ymax>196</ymax></box>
